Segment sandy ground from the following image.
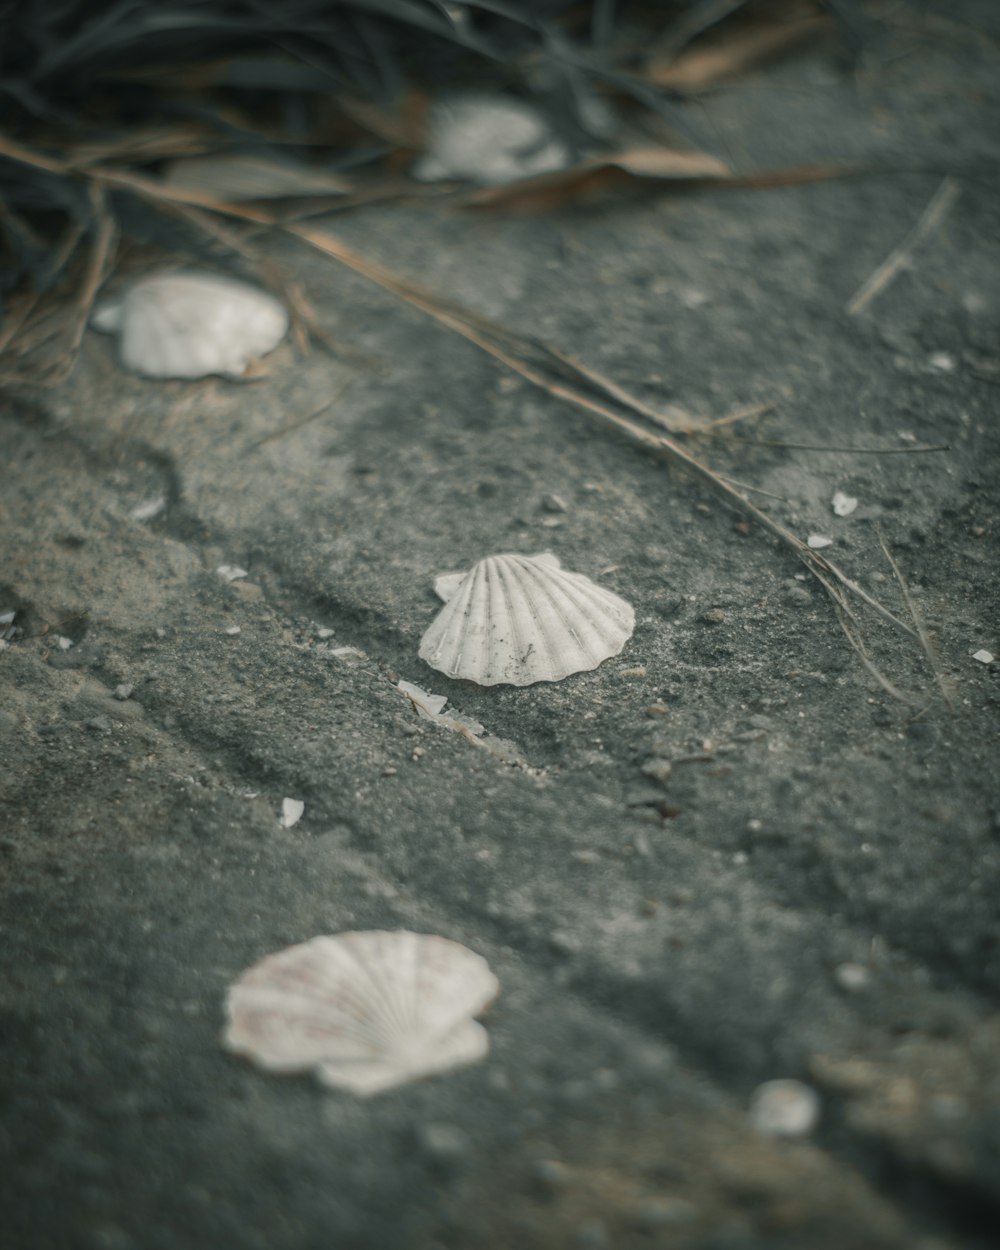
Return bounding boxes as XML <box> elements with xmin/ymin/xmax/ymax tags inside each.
<box><xmin>2</xmin><ymin>6</ymin><xmax>999</xmax><ymax>1248</ymax></box>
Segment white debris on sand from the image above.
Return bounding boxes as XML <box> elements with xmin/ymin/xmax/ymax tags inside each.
<box><xmin>279</xmin><ymin>798</ymin><xmax>305</xmax><ymax>829</ymax></box>
<box><xmin>749</xmin><ymin>1079</ymin><xmax>821</xmax><ymax>1137</ymax></box>
<box><xmin>330</xmin><ymin>646</ymin><xmax>366</xmax><ymax>662</ymax></box>
<box><xmin>224</xmin><ymin>625</ymin><xmax>241</xmax><ymax>636</ymax></box>
<box><xmin>397</xmin><ymin>681</ymin><xmax>485</xmax><ymax>738</ymax></box>
<box><xmin>972</xmin><ymin>649</ymin><xmax>994</xmax><ymax>665</ymax></box>
<box><xmin>130</xmin><ymin>496</ymin><xmax>166</xmax><ymax>521</ymax></box>
<box><xmin>807</xmin><ymin>534</ymin><xmax>834</xmax><ymax>550</ymax></box>
<box><xmin>216</xmin><ymin>565</ymin><xmax>248</xmax><ymax>582</ymax></box>
<box><xmin>832</xmin><ymin>491</ymin><xmax>858</xmax><ymax>517</ymax></box>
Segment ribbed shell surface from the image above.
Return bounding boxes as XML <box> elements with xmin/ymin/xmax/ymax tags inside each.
<box><xmin>223</xmin><ymin>930</ymin><xmax>499</xmax><ymax>1097</ymax></box>
<box><xmin>419</xmin><ymin>552</ymin><xmax>634</xmax><ymax>686</ymax></box>
<box><xmin>101</xmin><ymin>272</ymin><xmax>289</xmax><ymax>379</ymax></box>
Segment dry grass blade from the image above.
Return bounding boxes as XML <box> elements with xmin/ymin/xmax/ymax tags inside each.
<box><xmin>877</xmin><ymin>528</ymin><xmax>956</xmax><ymax>710</ymax></box>
<box><xmin>847</xmin><ymin>176</ymin><xmax>961</xmax><ymax>316</ymax></box>
<box><xmin>0</xmin><ymin>183</ymin><xmax>117</xmax><ymax>386</ymax></box>
<box><xmin>645</xmin><ymin>7</ymin><xmax>833</xmax><ymax>90</ymax></box>
<box><xmin>731</xmin><ymin>438</ymin><xmax>949</xmax><ymax>453</ymax></box>
<box><xmin>162</xmin><ymin>155</ymin><xmax>352</xmax><ymax>202</ymax></box>
<box><xmin>462</xmin><ymin>146</ymin><xmax>732</xmax><ymax>212</ymax></box>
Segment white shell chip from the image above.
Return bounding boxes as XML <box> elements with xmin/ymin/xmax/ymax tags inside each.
<box><xmin>749</xmin><ymin>1079</ymin><xmax>821</xmax><ymax>1137</ymax></box>
<box><xmin>224</xmin><ymin>931</ymin><xmax>499</xmax><ymax>1096</ymax></box>
<box><xmin>279</xmin><ymin>798</ymin><xmax>304</xmax><ymax>828</ymax></box>
<box><xmin>831</xmin><ymin>491</ymin><xmax>858</xmax><ymax>517</ymax></box>
<box><xmin>92</xmin><ymin>271</ymin><xmax>289</xmax><ymax>379</ymax></box>
<box><xmin>419</xmin><ymin>552</ymin><xmax>634</xmax><ymax>687</ymax></box>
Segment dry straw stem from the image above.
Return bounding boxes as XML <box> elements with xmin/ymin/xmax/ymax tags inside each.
<box><xmin>877</xmin><ymin>527</ymin><xmax>956</xmax><ymax>710</ymax></box>
<box><xmin>0</xmin><ymin>134</ymin><xmax>923</xmax><ymax>694</ymax></box>
<box><xmin>847</xmin><ymin>176</ymin><xmax>961</xmax><ymax>316</ymax></box>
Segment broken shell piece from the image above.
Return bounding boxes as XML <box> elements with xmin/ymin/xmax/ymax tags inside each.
<box><xmin>280</xmin><ymin>798</ymin><xmax>304</xmax><ymax>828</ymax></box>
<box><xmin>749</xmin><ymin>1079</ymin><xmax>821</xmax><ymax>1137</ymax></box>
<box><xmin>398</xmin><ymin>680</ymin><xmax>449</xmax><ymax>719</ymax></box>
<box><xmin>973</xmin><ymin>649</ymin><xmax>995</xmax><ymax>665</ymax></box>
<box><xmin>419</xmin><ymin>552</ymin><xmax>634</xmax><ymax>687</ymax></box>
<box><xmin>216</xmin><ymin>565</ymin><xmax>248</xmax><ymax>582</ymax></box>
<box><xmin>832</xmin><ymin>491</ymin><xmax>858</xmax><ymax>517</ymax></box>
<box><xmin>130</xmin><ymin>496</ymin><xmax>166</xmax><ymax>521</ymax></box>
<box><xmin>223</xmin><ymin>931</ymin><xmax>499</xmax><ymax>1096</ymax></box>
<box><xmin>412</xmin><ymin>94</ymin><xmax>571</xmax><ymax>185</ymax></box>
<box><xmin>92</xmin><ymin>272</ymin><xmax>289</xmax><ymax>380</ymax></box>
<box><xmin>807</xmin><ymin>534</ymin><xmax>833</xmax><ymax>550</ymax></box>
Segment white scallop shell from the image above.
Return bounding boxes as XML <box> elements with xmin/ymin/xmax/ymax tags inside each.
<box><xmin>411</xmin><ymin>94</ymin><xmax>571</xmax><ymax>186</ymax></box>
<box><xmin>223</xmin><ymin>930</ymin><xmax>499</xmax><ymax>1096</ymax></box>
<box><xmin>92</xmin><ymin>271</ymin><xmax>289</xmax><ymax>379</ymax></box>
<box><xmin>419</xmin><ymin>552</ymin><xmax>634</xmax><ymax>687</ymax></box>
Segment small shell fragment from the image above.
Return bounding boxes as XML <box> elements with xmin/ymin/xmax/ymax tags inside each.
<box><xmin>973</xmin><ymin>649</ymin><xmax>995</xmax><ymax>665</ymax></box>
<box><xmin>419</xmin><ymin>552</ymin><xmax>634</xmax><ymax>687</ymax></box>
<box><xmin>749</xmin><ymin>1079</ymin><xmax>821</xmax><ymax>1137</ymax></box>
<box><xmin>279</xmin><ymin>798</ymin><xmax>304</xmax><ymax>828</ymax></box>
<box><xmin>223</xmin><ymin>931</ymin><xmax>499</xmax><ymax>1096</ymax></box>
<box><xmin>807</xmin><ymin>534</ymin><xmax>833</xmax><ymax>550</ymax></box>
<box><xmin>92</xmin><ymin>271</ymin><xmax>289</xmax><ymax>380</ymax></box>
<box><xmin>216</xmin><ymin>565</ymin><xmax>248</xmax><ymax>582</ymax></box>
<box><xmin>832</xmin><ymin>491</ymin><xmax>858</xmax><ymax>517</ymax></box>
<box><xmin>131</xmin><ymin>496</ymin><xmax>166</xmax><ymax>521</ymax></box>
<box><xmin>412</xmin><ymin>94</ymin><xmax>571</xmax><ymax>186</ymax></box>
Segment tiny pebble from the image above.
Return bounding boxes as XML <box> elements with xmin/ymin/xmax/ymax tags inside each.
<box><xmin>834</xmin><ymin>962</ymin><xmax>870</xmax><ymax>992</ymax></box>
<box><xmin>56</xmin><ymin>636</ymin><xmax>73</xmax><ymax>650</ymax></box>
<box><xmin>832</xmin><ymin>490</ymin><xmax>858</xmax><ymax>517</ymax></box>
<box><xmin>972</xmin><ymin>650</ymin><xmax>994</xmax><ymax>665</ymax></box>
<box><xmin>929</xmin><ymin>351</ymin><xmax>956</xmax><ymax>372</ymax></box>
<box><xmin>749</xmin><ymin>1079</ymin><xmax>821</xmax><ymax>1137</ymax></box>
<box><xmin>316</xmin><ymin>627</ymin><xmax>334</xmax><ymax>639</ymax></box>
<box><xmin>279</xmin><ymin>798</ymin><xmax>305</xmax><ymax>829</ymax></box>
<box><xmin>641</xmin><ymin>758</ymin><xmax>673</xmax><ymax>784</ymax></box>
<box><xmin>542</xmin><ymin>493</ymin><xmax>568</xmax><ymax>513</ymax></box>
<box><xmin>417</xmin><ymin>1122</ymin><xmax>469</xmax><ymax>1164</ymax></box>
<box><xmin>224</xmin><ymin>625</ymin><xmax>241</xmax><ymax>636</ymax></box>
<box><xmin>702</xmin><ymin>607</ymin><xmax>727</xmax><ymax>624</ymax></box>
<box><xmin>807</xmin><ymin>534</ymin><xmax>833</xmax><ymax>549</ymax></box>
<box><xmin>216</xmin><ymin>565</ymin><xmax>248</xmax><ymax>582</ymax></box>
<box><xmin>113</xmin><ymin>683</ymin><xmax>134</xmax><ymax>701</ymax></box>
<box><xmin>571</xmin><ymin>849</ymin><xmax>601</xmax><ymax>865</ymax></box>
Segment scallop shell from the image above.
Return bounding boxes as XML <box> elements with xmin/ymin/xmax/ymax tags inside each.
<box><xmin>223</xmin><ymin>931</ymin><xmax>499</xmax><ymax>1096</ymax></box>
<box><xmin>419</xmin><ymin>552</ymin><xmax>634</xmax><ymax>687</ymax></box>
<box><xmin>92</xmin><ymin>271</ymin><xmax>289</xmax><ymax>379</ymax></box>
<box><xmin>411</xmin><ymin>94</ymin><xmax>571</xmax><ymax>186</ymax></box>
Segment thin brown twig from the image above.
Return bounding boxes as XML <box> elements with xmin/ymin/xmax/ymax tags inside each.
<box><xmin>877</xmin><ymin>527</ymin><xmax>956</xmax><ymax>710</ymax></box>
<box><xmin>847</xmin><ymin>176</ymin><xmax>960</xmax><ymax>316</ymax></box>
<box><xmin>730</xmin><ymin>438</ymin><xmax>949</xmax><ymax>454</ymax></box>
